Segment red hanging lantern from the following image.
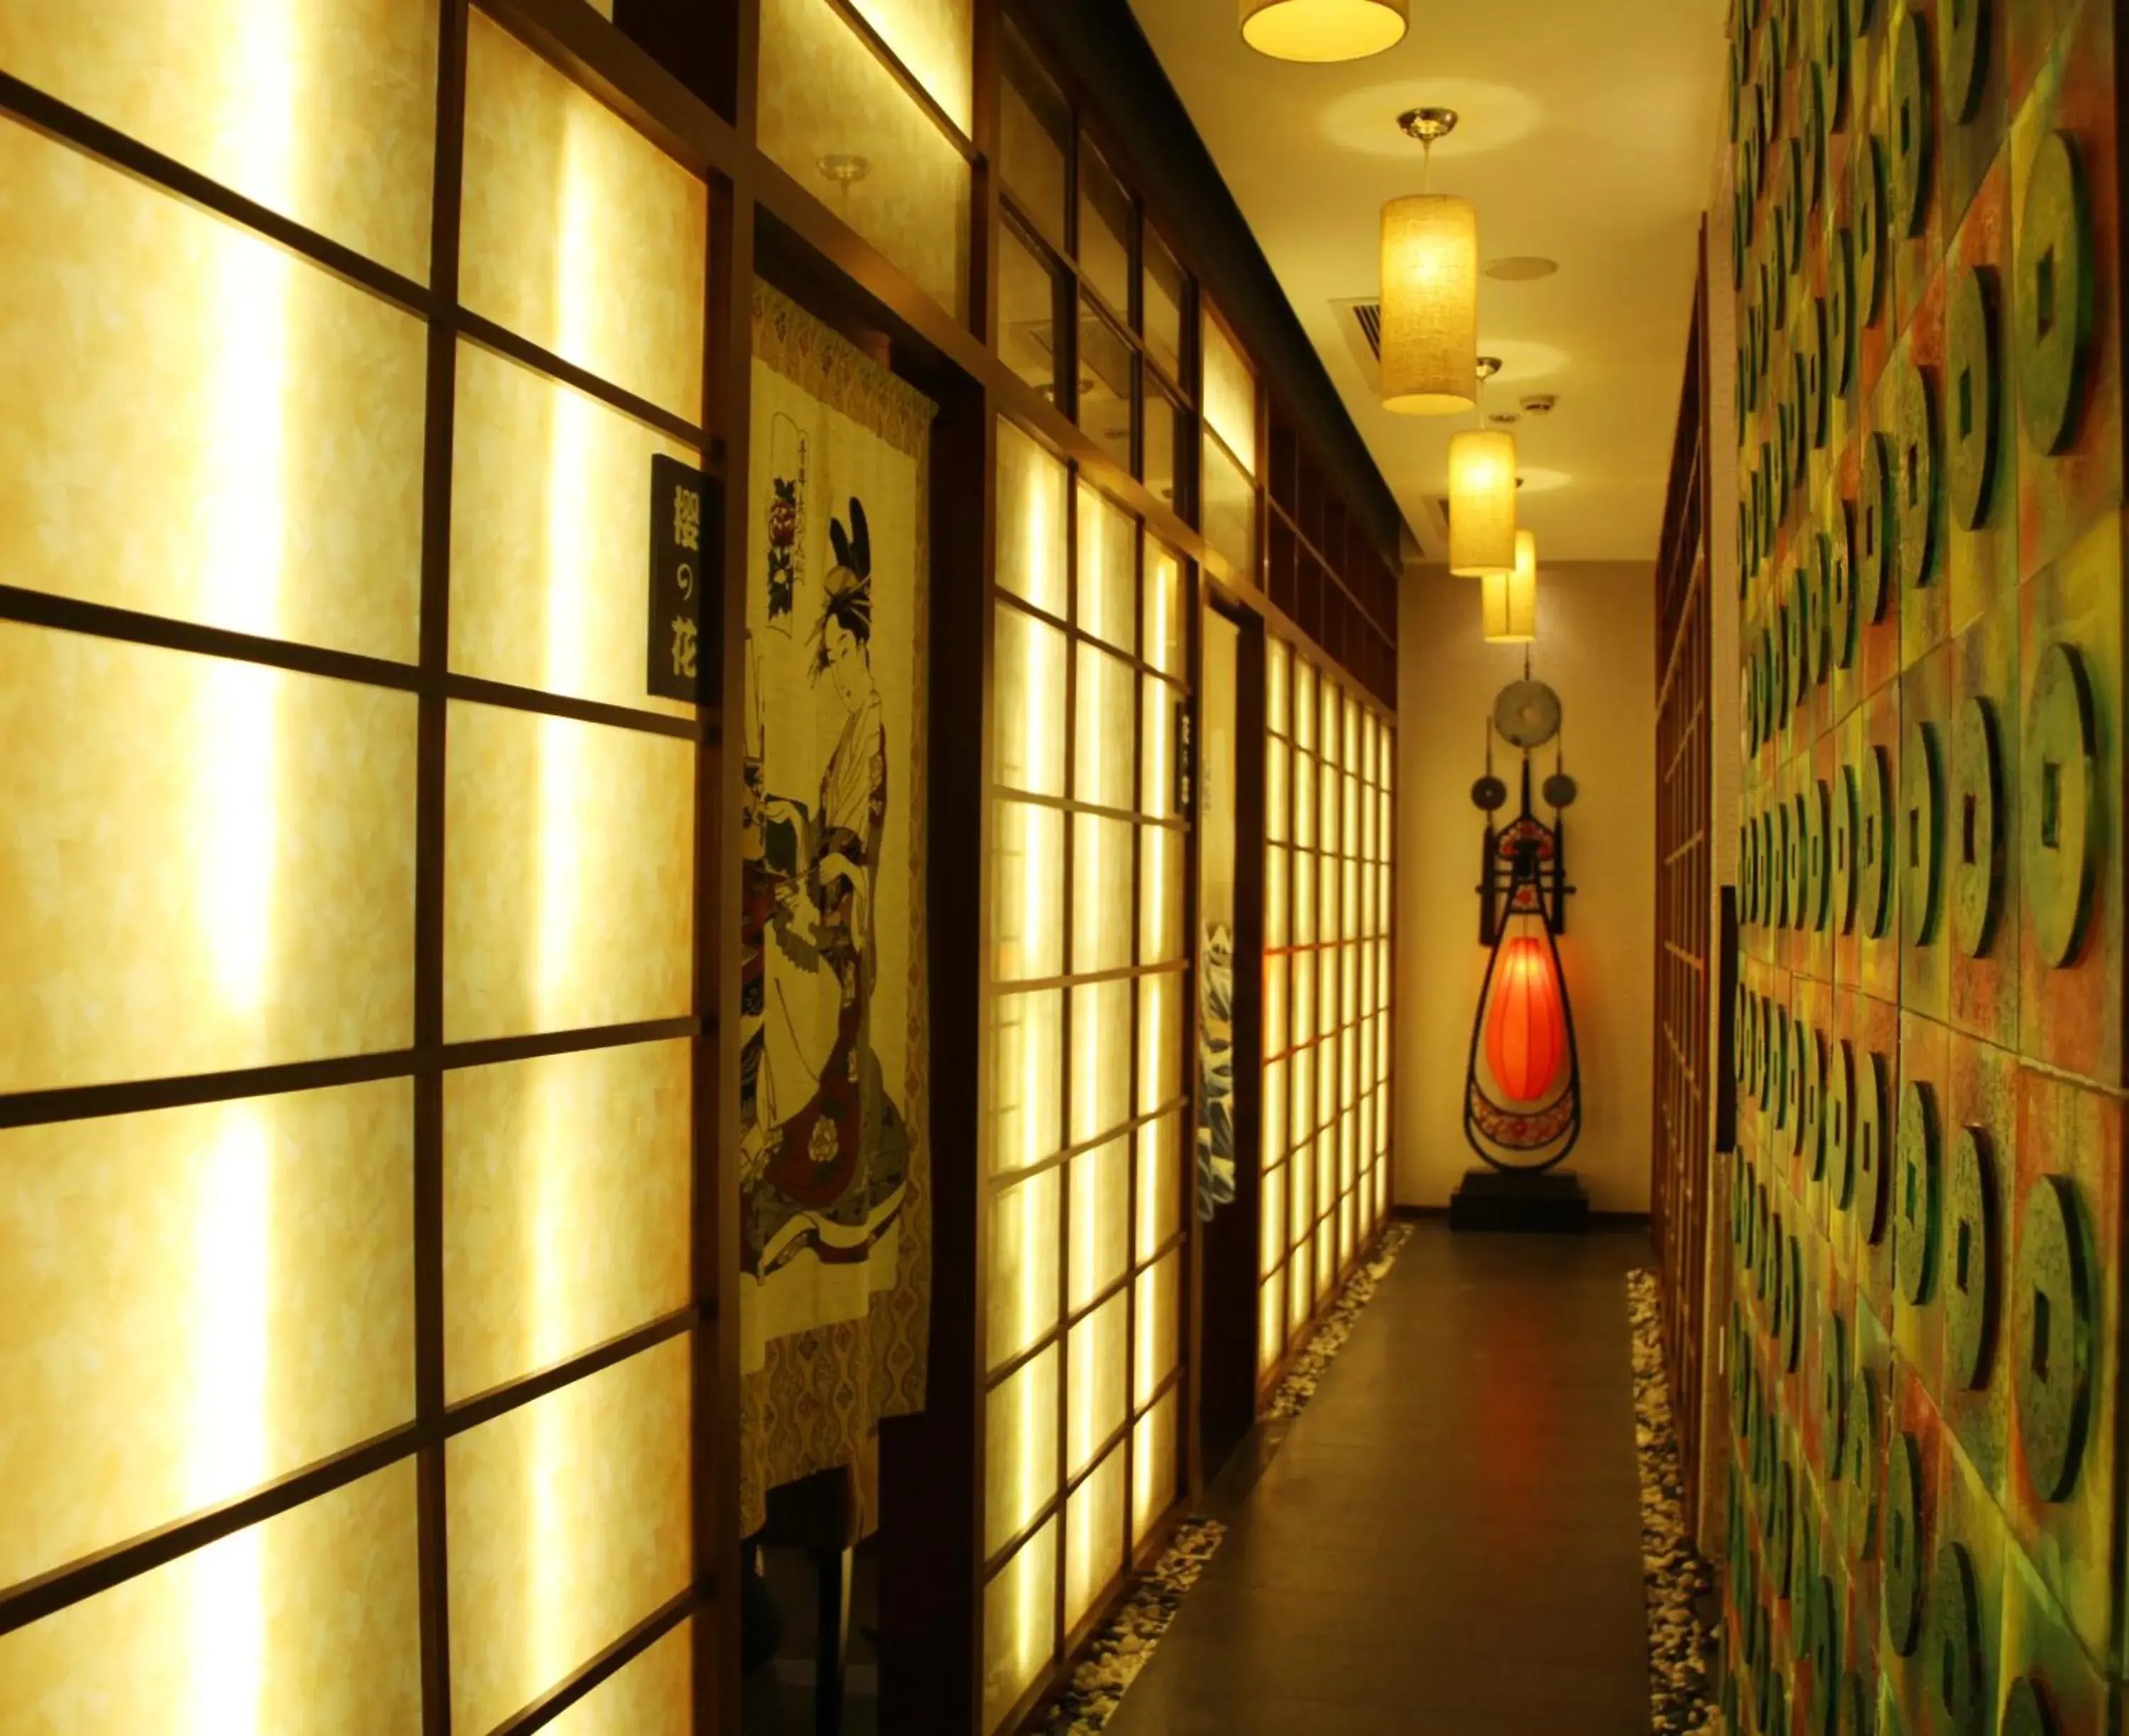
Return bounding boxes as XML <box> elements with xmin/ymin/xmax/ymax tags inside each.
<box><xmin>1485</xmin><ymin>932</ymin><xmax>1567</xmax><ymax>1103</ymax></box>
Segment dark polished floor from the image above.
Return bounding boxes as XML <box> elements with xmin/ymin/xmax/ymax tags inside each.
<box><xmin>1104</xmin><ymin>1220</ymin><xmax>1654</xmax><ymax>1736</ymax></box>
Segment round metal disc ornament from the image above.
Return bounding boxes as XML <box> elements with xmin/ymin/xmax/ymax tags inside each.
<box><xmin>1806</xmin><ymin>67</ymin><xmax>1829</xmax><ymax>214</ymax></box>
<box><xmin>1790</xmin><ymin>789</ymin><xmax>1810</xmax><ymax>929</ymax></box>
<box><xmin>1854</xmin><ymin>0</ymin><xmax>1874</xmax><ymax>33</ymax></box>
<box><xmin>1889</xmin><ymin>9</ymin><xmax>1935</xmax><ymax>239</ymax></box>
<box><xmin>1472</xmin><ymin>773</ymin><xmax>1508</xmax><ymax>812</ymax></box>
<box><xmin>1775</xmin><ymin>800</ymin><xmax>1794</xmax><ymax>929</ymax></box>
<box><xmin>2023</xmin><ymin>642</ymin><xmax>2098</xmax><ymax>967</ymax></box>
<box><xmin>1827</xmin><ymin>1035</ymin><xmax>1856</xmax><ymax>1208</ymax></box>
<box><xmin>1903</xmin><ymin>716</ymin><xmax>1945</xmax><ymax>946</ymax></box>
<box><xmin>1846</xmin><ymin>1365</ymin><xmax>1880</xmax><ymax>1559</ymax></box>
<box><xmin>1808</xmin><ymin>779</ymin><xmax>1832</xmax><ymax>930</ymax></box>
<box><xmin>1807</xmin><ymin>295</ymin><xmax>1831</xmax><ymax>451</ymax></box>
<box><xmin>1895</xmin><ymin>1078</ymin><xmax>1942</xmax><ymax>1306</ymax></box>
<box><xmin>1862</xmin><ymin>744</ymin><xmax>1896</xmax><ymax>938</ymax></box>
<box><xmin>1541</xmin><ymin>771</ymin><xmax>1578</xmax><ymax>808</ymax></box>
<box><xmin>1896</xmin><ymin>352</ymin><xmax>1941</xmax><ymax>595</ymax></box>
<box><xmin>1829</xmin><ymin>496</ymin><xmax>1857</xmax><ymax>667</ymax></box>
<box><xmin>1857</xmin><ymin>133</ymin><xmax>1888</xmax><ymax>326</ymax></box>
<box><xmin>1803</xmin><ymin>1021</ymin><xmax>1827</xmax><ymax>1174</ymax></box>
<box><xmin>2015</xmin><ymin>1174</ymin><xmax>2094</xmax><ymax>1502</ymax></box>
<box><xmin>1771</xmin><ymin>1454</ymin><xmax>1795</xmax><ymax>1593</ymax></box>
<box><xmin>2018</xmin><ymin>131</ymin><xmax>2094</xmax><ymax>456</ymax></box>
<box><xmin>1846</xmin><ymin>1669</ymin><xmax>1878</xmax><ymax>1736</ymax></box>
<box><xmin>1786</xmin><ymin>1229</ymin><xmax>1805</xmax><ymax>1371</ymax></box>
<box><xmin>1493</xmin><ymin>679</ymin><xmax>1562</xmax><ymax>749</ymax></box>
<box><xmin>1857</xmin><ymin>1049</ymin><xmax>1891</xmax><ymax>1243</ymax></box>
<box><xmin>1947</xmin><ymin>263</ymin><xmax>2001</xmax><ymax>529</ymax></box>
<box><xmin>1927</xmin><ymin>1544</ymin><xmax>1984</xmax><ymax>1736</ymax></box>
<box><xmin>1819</xmin><ymin>0</ymin><xmax>1851</xmax><ymax>125</ymax></box>
<box><xmin>1832</xmin><ymin>759</ymin><xmax>1859</xmax><ymax>933</ymax></box>
<box><xmin>1861</xmin><ymin>432</ymin><xmax>1897</xmax><ymax>623</ymax></box>
<box><xmin>1950</xmin><ymin>695</ymin><xmax>2004</xmax><ymax>958</ymax></box>
<box><xmin>1946</xmin><ymin>0</ymin><xmax>1989</xmax><ymax>123</ymax></box>
<box><xmin>2001</xmin><ymin>1675</ymin><xmax>2062</xmax><ymax>1736</ymax></box>
<box><xmin>1944</xmin><ymin>1125</ymin><xmax>1998</xmax><ymax>1390</ymax></box>
<box><xmin>1830</xmin><ymin>227</ymin><xmax>1857</xmax><ymax>393</ymax></box>
<box><xmin>1822</xmin><ymin>1309</ymin><xmax>1850</xmax><ymax>1473</ymax></box>
<box><xmin>1884</xmin><ymin>1430</ymin><xmax>1926</xmax><ymax>1656</ymax></box>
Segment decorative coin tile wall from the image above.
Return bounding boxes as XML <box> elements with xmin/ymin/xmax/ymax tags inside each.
<box><xmin>1718</xmin><ymin>0</ymin><xmax>2127</xmax><ymax>1727</ymax></box>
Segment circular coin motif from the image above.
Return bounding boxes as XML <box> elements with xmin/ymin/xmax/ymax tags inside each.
<box><xmin>1947</xmin><ymin>263</ymin><xmax>2001</xmax><ymax>530</ymax></box>
<box><xmin>2023</xmin><ymin>642</ymin><xmax>2098</xmax><ymax>968</ymax></box>
<box><xmin>1884</xmin><ymin>1430</ymin><xmax>1926</xmax><ymax>1656</ymax></box>
<box><xmin>1832</xmin><ymin>759</ymin><xmax>1860</xmax><ymax>934</ymax></box>
<box><xmin>1949</xmin><ymin>695</ymin><xmax>2004</xmax><ymax>958</ymax></box>
<box><xmin>1862</xmin><ymin>743</ymin><xmax>1896</xmax><ymax>938</ymax></box>
<box><xmin>1903</xmin><ymin>716</ymin><xmax>1945</xmax><ymax>946</ymax></box>
<box><xmin>1896</xmin><ymin>1079</ymin><xmax>1942</xmax><ymax>1306</ymax></box>
<box><xmin>1946</xmin><ymin>0</ymin><xmax>1990</xmax><ymax>123</ymax></box>
<box><xmin>1890</xmin><ymin>9</ymin><xmax>1936</xmax><ymax>239</ymax></box>
<box><xmin>1827</xmin><ymin>1036</ymin><xmax>1857</xmax><ymax>1208</ymax></box>
<box><xmin>1944</xmin><ymin>1124</ymin><xmax>1999</xmax><ymax>1391</ymax></box>
<box><xmin>1861</xmin><ymin>432</ymin><xmax>1897</xmax><ymax>624</ymax></box>
<box><xmin>2015</xmin><ymin>1175</ymin><xmax>2095</xmax><ymax>1502</ymax></box>
<box><xmin>1927</xmin><ymin>1544</ymin><xmax>1984</xmax><ymax>1736</ymax></box>
<box><xmin>1857</xmin><ymin>133</ymin><xmax>1888</xmax><ymax>326</ymax></box>
<box><xmin>1896</xmin><ymin>352</ymin><xmax>1942</xmax><ymax>597</ymax></box>
<box><xmin>2018</xmin><ymin>131</ymin><xmax>2094</xmax><ymax>456</ymax></box>
<box><xmin>1858</xmin><ymin>1050</ymin><xmax>1891</xmax><ymax>1243</ymax></box>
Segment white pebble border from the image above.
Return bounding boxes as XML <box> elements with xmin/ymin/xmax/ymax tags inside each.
<box><xmin>1629</xmin><ymin>1268</ymin><xmax>1718</xmax><ymax>1736</ymax></box>
<box><xmin>1038</xmin><ymin>1221</ymin><xmax>1416</xmax><ymax>1733</ymax></box>
<box><xmin>1267</xmin><ymin>1219</ymin><xmax>1416</xmax><ymax>1419</ymax></box>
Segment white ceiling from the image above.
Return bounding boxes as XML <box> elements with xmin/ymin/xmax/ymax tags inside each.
<box><xmin>1129</xmin><ymin>0</ymin><xmax>1728</xmax><ymax>562</ymax></box>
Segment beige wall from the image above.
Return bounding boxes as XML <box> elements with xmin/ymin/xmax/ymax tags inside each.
<box><xmin>1394</xmin><ymin>562</ymin><xmax>1657</xmax><ymax>1212</ymax></box>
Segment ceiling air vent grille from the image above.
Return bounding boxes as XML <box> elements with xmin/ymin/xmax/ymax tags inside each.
<box><xmin>1351</xmin><ymin>300</ymin><xmax>1383</xmax><ymax>360</ymax></box>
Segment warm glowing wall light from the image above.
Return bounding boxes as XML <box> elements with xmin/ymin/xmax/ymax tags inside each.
<box><xmin>1448</xmin><ymin>428</ymin><xmax>1517</xmax><ymax>576</ymax></box>
<box><xmin>1380</xmin><ymin>195</ymin><xmax>1477</xmax><ymax>414</ymax></box>
<box><xmin>1482</xmin><ymin>530</ymin><xmax>1539</xmax><ymax>642</ymax></box>
<box><xmin>1240</xmin><ymin>0</ymin><xmax>1408</xmax><ymax>62</ymax></box>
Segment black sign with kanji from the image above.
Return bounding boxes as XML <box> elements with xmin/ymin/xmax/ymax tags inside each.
<box><xmin>647</xmin><ymin>454</ymin><xmax>720</xmax><ymax>702</ymax></box>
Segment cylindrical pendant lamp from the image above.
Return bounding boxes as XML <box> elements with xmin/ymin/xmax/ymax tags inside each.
<box><xmin>1483</xmin><ymin>530</ymin><xmax>1539</xmax><ymax>642</ymax></box>
<box><xmin>1240</xmin><ymin>0</ymin><xmax>1409</xmax><ymax>62</ymax></box>
<box><xmin>1449</xmin><ymin>429</ymin><xmax>1518</xmax><ymax>576</ymax></box>
<box><xmin>1380</xmin><ymin>194</ymin><xmax>1478</xmax><ymax>414</ymax></box>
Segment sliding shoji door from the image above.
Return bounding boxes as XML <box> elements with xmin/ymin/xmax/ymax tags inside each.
<box><xmin>982</xmin><ymin>419</ymin><xmax>1191</xmax><ymax>1734</ymax></box>
<box><xmin>1255</xmin><ymin>640</ymin><xmax>1393</xmax><ymax>1390</ymax></box>
<box><xmin>0</xmin><ymin>6</ymin><xmax>718</xmax><ymax>1729</ymax></box>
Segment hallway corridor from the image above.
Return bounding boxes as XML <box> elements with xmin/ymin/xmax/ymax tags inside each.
<box><xmin>1106</xmin><ymin>1223</ymin><xmax>1656</xmax><ymax>1735</ymax></box>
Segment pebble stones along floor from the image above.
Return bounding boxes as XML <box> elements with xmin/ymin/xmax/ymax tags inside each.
<box><xmin>1038</xmin><ymin>1221</ymin><xmax>1416</xmax><ymax>1734</ymax></box>
<box><xmin>1629</xmin><ymin>1269</ymin><xmax>1720</xmax><ymax>1735</ymax></box>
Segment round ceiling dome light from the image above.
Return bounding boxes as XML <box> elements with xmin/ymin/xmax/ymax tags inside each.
<box><xmin>1485</xmin><ymin>256</ymin><xmax>1560</xmax><ymax>281</ymax></box>
<box><xmin>1240</xmin><ymin>0</ymin><xmax>1409</xmax><ymax>62</ymax></box>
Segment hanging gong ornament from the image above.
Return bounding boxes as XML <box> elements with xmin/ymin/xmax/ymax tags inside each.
<box><xmin>1464</xmin><ymin>679</ymin><xmax>1581</xmax><ymax>1174</ymax></box>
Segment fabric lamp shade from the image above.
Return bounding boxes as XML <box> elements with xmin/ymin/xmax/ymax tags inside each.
<box><xmin>1485</xmin><ymin>933</ymin><xmax>1567</xmax><ymax>1102</ymax></box>
<box><xmin>1448</xmin><ymin>429</ymin><xmax>1517</xmax><ymax>576</ymax></box>
<box><xmin>1482</xmin><ymin>530</ymin><xmax>1538</xmax><ymax>642</ymax></box>
<box><xmin>1240</xmin><ymin>0</ymin><xmax>1409</xmax><ymax>61</ymax></box>
<box><xmin>1379</xmin><ymin>194</ymin><xmax>1478</xmax><ymax>415</ymax></box>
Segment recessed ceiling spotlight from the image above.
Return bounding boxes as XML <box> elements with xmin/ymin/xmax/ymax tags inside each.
<box><xmin>1485</xmin><ymin>256</ymin><xmax>1559</xmax><ymax>281</ymax></box>
<box><xmin>1491</xmin><ymin>412</ymin><xmax>1521</xmax><ymax>424</ymax></box>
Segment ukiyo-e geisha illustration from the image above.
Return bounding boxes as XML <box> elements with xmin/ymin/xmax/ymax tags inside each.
<box><xmin>741</xmin><ymin>496</ymin><xmax>910</xmax><ymax>1288</ymax></box>
<box><xmin>738</xmin><ymin>280</ymin><xmax>933</xmax><ymax>1537</ymax></box>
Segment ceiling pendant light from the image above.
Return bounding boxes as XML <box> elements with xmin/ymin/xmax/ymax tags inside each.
<box><xmin>1483</xmin><ymin>529</ymin><xmax>1539</xmax><ymax>642</ymax></box>
<box><xmin>1380</xmin><ymin>109</ymin><xmax>1477</xmax><ymax>416</ymax></box>
<box><xmin>1240</xmin><ymin>0</ymin><xmax>1409</xmax><ymax>62</ymax></box>
<box><xmin>1451</xmin><ymin>357</ymin><xmax>1517</xmax><ymax>576</ymax></box>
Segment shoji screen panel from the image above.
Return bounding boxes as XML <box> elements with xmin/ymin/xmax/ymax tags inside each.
<box><xmin>0</xmin><ymin>7</ymin><xmax>712</xmax><ymax>1731</ymax></box>
<box><xmin>984</xmin><ymin>419</ymin><xmax>1191</xmax><ymax>1734</ymax></box>
<box><xmin>1257</xmin><ymin>641</ymin><xmax>1392</xmax><ymax>1388</ymax></box>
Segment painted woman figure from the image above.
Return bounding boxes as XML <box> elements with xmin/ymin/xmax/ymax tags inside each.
<box><xmin>750</xmin><ymin>501</ymin><xmax>910</xmax><ymax>1268</ymax></box>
